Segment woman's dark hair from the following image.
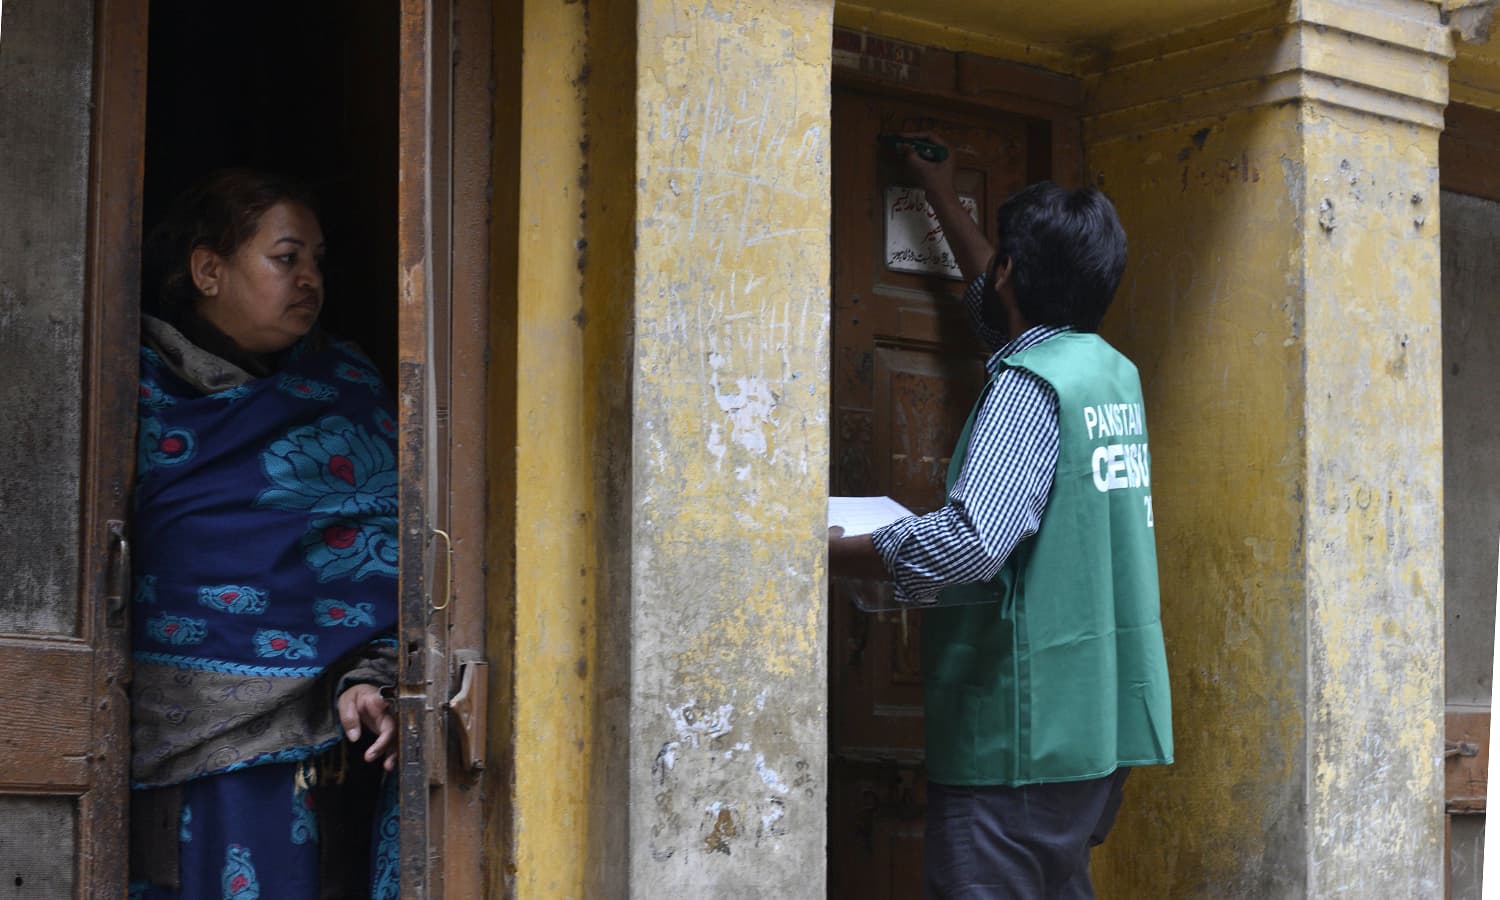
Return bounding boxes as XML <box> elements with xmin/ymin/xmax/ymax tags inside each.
<box><xmin>143</xmin><ymin>169</ymin><xmax>320</xmax><ymax>320</ymax></box>
<box><xmin>992</xmin><ymin>181</ymin><xmax>1127</xmax><ymax>332</ymax></box>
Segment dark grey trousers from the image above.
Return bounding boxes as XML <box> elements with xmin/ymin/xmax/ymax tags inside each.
<box><xmin>923</xmin><ymin>768</ymin><xmax>1130</xmax><ymax>900</ymax></box>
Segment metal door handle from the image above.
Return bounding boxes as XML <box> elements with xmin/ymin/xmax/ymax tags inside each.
<box><xmin>104</xmin><ymin>520</ymin><xmax>130</xmax><ymax>628</ymax></box>
<box><xmin>431</xmin><ymin>528</ymin><xmax>453</xmax><ymax>611</ymax></box>
<box><xmin>446</xmin><ymin>656</ymin><xmax>488</xmax><ymax>771</ymax></box>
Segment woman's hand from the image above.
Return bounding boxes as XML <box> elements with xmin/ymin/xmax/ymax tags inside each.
<box><xmin>337</xmin><ymin>683</ymin><xmax>398</xmax><ymax>772</ymax></box>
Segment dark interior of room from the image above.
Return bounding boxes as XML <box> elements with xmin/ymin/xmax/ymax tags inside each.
<box><xmin>143</xmin><ymin>0</ymin><xmax>400</xmax><ymax>381</ymax></box>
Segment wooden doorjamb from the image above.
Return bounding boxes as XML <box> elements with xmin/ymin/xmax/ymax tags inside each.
<box><xmin>397</xmin><ymin>0</ymin><xmax>436</xmax><ymax>894</ymax></box>
<box><xmin>397</xmin><ymin>0</ymin><xmax>494</xmax><ymax>894</ymax></box>
<box><xmin>81</xmin><ymin>0</ymin><xmax>148</xmax><ymax>893</ymax></box>
<box><xmin>441</xmin><ymin>0</ymin><xmax>495</xmax><ymax>894</ymax></box>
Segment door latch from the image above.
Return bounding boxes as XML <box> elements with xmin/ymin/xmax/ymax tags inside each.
<box><xmin>1446</xmin><ymin>739</ymin><xmax>1480</xmax><ymax>759</ymax></box>
<box><xmin>104</xmin><ymin>520</ymin><xmax>131</xmax><ymax>628</ymax></box>
<box><xmin>446</xmin><ymin>653</ymin><xmax>488</xmax><ymax>771</ymax></box>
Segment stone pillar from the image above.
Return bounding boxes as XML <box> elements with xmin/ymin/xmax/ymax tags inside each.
<box><xmin>629</xmin><ymin>0</ymin><xmax>835</xmax><ymax>896</ymax></box>
<box><xmin>1085</xmin><ymin>3</ymin><xmax>1453</xmax><ymax>895</ymax></box>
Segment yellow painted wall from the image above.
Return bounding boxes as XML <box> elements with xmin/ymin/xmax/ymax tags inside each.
<box><xmin>1452</xmin><ymin>14</ymin><xmax>1500</xmax><ymax>111</ymax></box>
<box><xmin>492</xmin><ymin>0</ymin><xmax>831</xmax><ymax>895</ymax></box>
<box><xmin>629</xmin><ymin>0</ymin><xmax>834</xmax><ymax>892</ymax></box>
<box><xmin>833</xmin><ymin>0</ymin><xmax>1274</xmax><ymax>76</ymax></box>
<box><xmin>1086</xmin><ymin>23</ymin><xmax>1446</xmax><ymax>897</ymax></box>
<box><xmin>1089</xmin><ymin>104</ymin><xmax>1310</xmax><ymax>897</ymax></box>
<box><xmin>1297</xmin><ymin>105</ymin><xmax>1444</xmax><ymax>895</ymax></box>
<box><xmin>579</xmin><ymin>0</ymin><xmax>639</xmax><ymax>893</ymax></box>
<box><xmin>488</xmin><ymin>0</ymin><xmax>1451</xmax><ymax>895</ymax></box>
<box><xmin>490</xmin><ymin>0</ymin><xmax>606</xmax><ymax>896</ymax></box>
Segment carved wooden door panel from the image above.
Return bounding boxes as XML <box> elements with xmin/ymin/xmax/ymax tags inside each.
<box><xmin>0</xmin><ymin>0</ymin><xmax>144</xmax><ymax>895</ymax></box>
<box><xmin>828</xmin><ymin>87</ymin><xmax>1044</xmax><ymax>898</ymax></box>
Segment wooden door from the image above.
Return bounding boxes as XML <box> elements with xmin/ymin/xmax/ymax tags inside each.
<box><xmin>828</xmin><ymin>87</ymin><xmax>1045</xmax><ymax>898</ymax></box>
<box><xmin>0</xmin><ymin>0</ymin><xmax>145</xmax><ymax>895</ymax></box>
<box><xmin>397</xmin><ymin>0</ymin><xmax>492</xmax><ymax>895</ymax></box>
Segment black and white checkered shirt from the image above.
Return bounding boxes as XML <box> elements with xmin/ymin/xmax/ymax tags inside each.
<box><xmin>870</xmin><ymin>275</ymin><xmax>1069</xmax><ymax>605</ymax></box>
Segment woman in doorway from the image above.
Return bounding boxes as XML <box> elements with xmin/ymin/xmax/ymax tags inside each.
<box><xmin>128</xmin><ymin>170</ymin><xmax>400</xmax><ymax>900</ymax></box>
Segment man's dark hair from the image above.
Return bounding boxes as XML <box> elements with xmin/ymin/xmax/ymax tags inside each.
<box><xmin>143</xmin><ymin>169</ymin><xmax>320</xmax><ymax>321</ymax></box>
<box><xmin>992</xmin><ymin>181</ymin><xmax>1127</xmax><ymax>332</ymax></box>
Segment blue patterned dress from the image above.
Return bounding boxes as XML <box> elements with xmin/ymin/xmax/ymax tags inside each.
<box><xmin>129</xmin><ymin>329</ymin><xmax>400</xmax><ymax>899</ymax></box>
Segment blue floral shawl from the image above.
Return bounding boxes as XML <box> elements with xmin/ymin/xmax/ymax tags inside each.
<box><xmin>132</xmin><ymin>328</ymin><xmax>399</xmax><ymax>786</ymax></box>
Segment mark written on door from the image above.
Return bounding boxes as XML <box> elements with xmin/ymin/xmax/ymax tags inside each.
<box><xmin>884</xmin><ymin>186</ymin><xmax>979</xmax><ymax>278</ymax></box>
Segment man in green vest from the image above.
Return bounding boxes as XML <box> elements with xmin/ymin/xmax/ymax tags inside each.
<box><xmin>829</xmin><ymin>136</ymin><xmax>1173</xmax><ymax>899</ymax></box>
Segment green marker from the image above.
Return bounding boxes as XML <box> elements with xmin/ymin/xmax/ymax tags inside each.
<box><xmin>877</xmin><ymin>134</ymin><xmax>949</xmax><ymax>163</ymax></box>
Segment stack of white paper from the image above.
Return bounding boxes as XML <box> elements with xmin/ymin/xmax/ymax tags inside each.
<box><xmin>827</xmin><ymin>495</ymin><xmax>914</xmax><ymax>536</ymax></box>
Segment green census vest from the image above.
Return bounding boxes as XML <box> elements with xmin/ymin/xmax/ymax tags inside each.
<box><xmin>921</xmin><ymin>332</ymin><xmax>1174</xmax><ymax>786</ymax></box>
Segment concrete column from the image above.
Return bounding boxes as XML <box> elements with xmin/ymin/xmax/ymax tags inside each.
<box><xmin>1085</xmin><ymin>3</ymin><xmax>1453</xmax><ymax>895</ymax></box>
<box><xmin>499</xmin><ymin>1</ymin><xmax>832</xmax><ymax>896</ymax></box>
<box><xmin>628</xmin><ymin>0</ymin><xmax>834</xmax><ymax>896</ymax></box>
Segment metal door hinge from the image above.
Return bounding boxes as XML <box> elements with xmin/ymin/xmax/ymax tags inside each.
<box><xmin>446</xmin><ymin>654</ymin><xmax>488</xmax><ymax>771</ymax></box>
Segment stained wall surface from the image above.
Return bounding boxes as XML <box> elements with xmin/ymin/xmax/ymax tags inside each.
<box><xmin>1089</xmin><ymin>104</ymin><xmax>1310</xmax><ymax>898</ymax></box>
<box><xmin>1085</xmin><ymin>6</ymin><xmax>1448</xmax><ymax>894</ymax></box>
<box><xmin>498</xmin><ymin>0</ymin><xmax>835</xmax><ymax>895</ymax></box>
<box><xmin>1298</xmin><ymin>103</ymin><xmax>1444</xmax><ymax>898</ymax></box>
<box><xmin>491</xmin><ymin>1</ymin><xmax>1462</xmax><ymax>896</ymax></box>
<box><xmin>630</xmin><ymin>0</ymin><xmax>835</xmax><ymax>895</ymax></box>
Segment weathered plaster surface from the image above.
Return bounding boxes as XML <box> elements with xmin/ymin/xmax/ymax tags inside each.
<box><xmin>1086</xmin><ymin>10</ymin><xmax>1447</xmax><ymax>895</ymax></box>
<box><xmin>632</xmin><ymin>0</ymin><xmax>833</xmax><ymax>895</ymax></box>
<box><xmin>1448</xmin><ymin>0</ymin><xmax>1500</xmax><ymax>111</ymax></box>
<box><xmin>496</xmin><ymin>0</ymin><xmax>1460</xmax><ymax>894</ymax></box>
<box><xmin>1299</xmin><ymin>107</ymin><xmax>1444</xmax><ymax>897</ymax></box>
<box><xmin>1089</xmin><ymin>107</ymin><xmax>1310</xmax><ymax>898</ymax></box>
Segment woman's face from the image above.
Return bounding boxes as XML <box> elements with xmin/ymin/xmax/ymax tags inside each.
<box><xmin>191</xmin><ymin>201</ymin><xmax>326</xmax><ymax>354</ymax></box>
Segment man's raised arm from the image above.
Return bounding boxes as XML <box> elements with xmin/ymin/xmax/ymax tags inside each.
<box><xmin>900</xmin><ymin>133</ymin><xmax>993</xmax><ymax>285</ymax></box>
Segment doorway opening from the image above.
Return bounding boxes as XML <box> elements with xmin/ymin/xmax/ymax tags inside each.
<box><xmin>1437</xmin><ymin>101</ymin><xmax>1500</xmax><ymax>899</ymax></box>
<box><xmin>827</xmin><ymin>31</ymin><xmax>1084</xmax><ymax>899</ymax></box>
<box><xmin>135</xmin><ymin>0</ymin><xmax>403</xmax><ymax>888</ymax></box>
<box><xmin>143</xmin><ymin>0</ymin><xmax>400</xmax><ymax>380</ymax></box>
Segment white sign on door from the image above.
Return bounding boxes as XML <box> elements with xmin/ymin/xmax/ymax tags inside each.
<box><xmin>884</xmin><ymin>186</ymin><xmax>980</xmax><ymax>279</ymax></box>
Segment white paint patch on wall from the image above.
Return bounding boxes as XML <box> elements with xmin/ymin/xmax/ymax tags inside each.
<box><xmin>754</xmin><ymin>753</ymin><xmax>789</xmax><ymax>794</ymax></box>
<box><xmin>708</xmin><ymin>358</ymin><xmax>778</xmax><ymax>457</ymax></box>
<box><xmin>761</xmin><ymin>799</ymin><xmax>786</xmax><ymax>839</ymax></box>
<box><xmin>668</xmin><ymin>699</ymin><xmax>736</xmax><ymax>748</ymax></box>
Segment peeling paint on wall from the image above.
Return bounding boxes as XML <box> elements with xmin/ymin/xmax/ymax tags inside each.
<box><xmin>630</xmin><ymin>0</ymin><xmax>832</xmax><ymax>895</ymax></box>
<box><xmin>1299</xmin><ymin>103</ymin><xmax>1444</xmax><ymax>898</ymax></box>
<box><xmin>1089</xmin><ymin>63</ymin><xmax>1444</xmax><ymax>900</ymax></box>
<box><xmin>1089</xmin><ymin>104</ymin><xmax>1311</xmax><ymax>898</ymax></box>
